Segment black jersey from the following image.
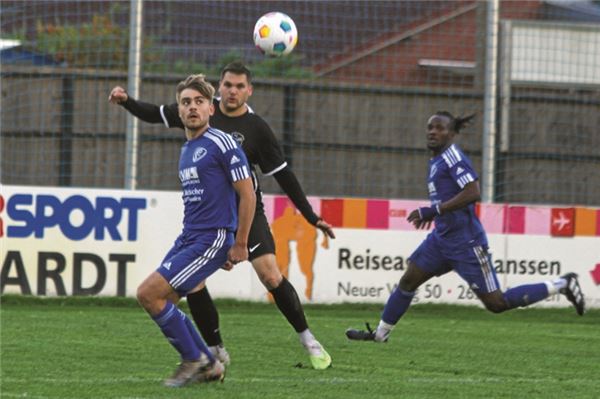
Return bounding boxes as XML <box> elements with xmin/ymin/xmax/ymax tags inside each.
<box><xmin>121</xmin><ymin>96</ymin><xmax>320</xmax><ymax>225</ymax></box>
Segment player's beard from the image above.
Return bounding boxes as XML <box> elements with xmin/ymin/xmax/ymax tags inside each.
<box><xmin>221</xmin><ymin>96</ymin><xmax>246</xmax><ymax>113</ymax></box>
<box><xmin>184</xmin><ymin>112</ymin><xmax>206</xmax><ymax>127</ymax></box>
<box><xmin>184</xmin><ymin>116</ymin><xmax>208</xmax><ymax>137</ymax></box>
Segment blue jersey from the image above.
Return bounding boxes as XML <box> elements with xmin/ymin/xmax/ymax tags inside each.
<box><xmin>427</xmin><ymin>143</ymin><xmax>487</xmax><ymax>247</ymax></box>
<box><xmin>178</xmin><ymin>127</ymin><xmax>250</xmax><ymax>231</ymax></box>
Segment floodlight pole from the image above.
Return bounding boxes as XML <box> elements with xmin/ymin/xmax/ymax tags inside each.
<box><xmin>481</xmin><ymin>0</ymin><xmax>499</xmax><ymax>203</ymax></box>
<box><xmin>125</xmin><ymin>0</ymin><xmax>143</xmax><ymax>190</ymax></box>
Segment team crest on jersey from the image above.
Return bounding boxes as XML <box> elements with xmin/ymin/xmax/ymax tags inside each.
<box><xmin>231</xmin><ymin>131</ymin><xmax>245</xmax><ymax>145</ymax></box>
<box><xmin>429</xmin><ymin>164</ymin><xmax>438</xmax><ymax>179</ymax></box>
<box><xmin>193</xmin><ymin>147</ymin><xmax>207</xmax><ymax>162</ymax></box>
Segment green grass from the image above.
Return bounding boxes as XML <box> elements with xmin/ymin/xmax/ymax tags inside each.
<box><xmin>1</xmin><ymin>295</ymin><xmax>599</xmax><ymax>399</ymax></box>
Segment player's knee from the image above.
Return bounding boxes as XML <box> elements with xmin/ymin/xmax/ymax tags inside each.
<box><xmin>136</xmin><ymin>283</ymin><xmax>158</xmax><ymax>311</ymax></box>
<box><xmin>136</xmin><ymin>285</ymin><xmax>150</xmax><ymax>308</ymax></box>
<box><xmin>399</xmin><ymin>274</ymin><xmax>419</xmax><ymax>292</ymax></box>
<box><xmin>260</xmin><ymin>272</ymin><xmax>283</xmax><ymax>290</ymax></box>
<box><xmin>482</xmin><ymin>298</ymin><xmax>508</xmax><ymax>314</ymax></box>
<box><xmin>258</xmin><ymin>267</ymin><xmax>283</xmax><ymax>290</ymax></box>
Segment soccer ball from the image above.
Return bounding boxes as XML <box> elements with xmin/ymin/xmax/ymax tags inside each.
<box><xmin>253</xmin><ymin>12</ymin><xmax>298</xmax><ymax>56</ymax></box>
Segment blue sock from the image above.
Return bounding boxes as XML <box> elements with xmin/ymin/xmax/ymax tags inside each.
<box><xmin>183</xmin><ymin>312</ymin><xmax>215</xmax><ymax>363</ymax></box>
<box><xmin>502</xmin><ymin>283</ymin><xmax>549</xmax><ymax>309</ymax></box>
<box><xmin>381</xmin><ymin>288</ymin><xmax>415</xmax><ymax>325</ymax></box>
<box><xmin>152</xmin><ymin>301</ymin><xmax>200</xmax><ymax>361</ymax></box>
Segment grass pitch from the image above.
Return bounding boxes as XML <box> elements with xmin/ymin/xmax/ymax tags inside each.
<box><xmin>1</xmin><ymin>295</ymin><xmax>598</xmax><ymax>399</ymax></box>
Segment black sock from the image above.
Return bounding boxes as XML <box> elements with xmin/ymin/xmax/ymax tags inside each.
<box><xmin>270</xmin><ymin>277</ymin><xmax>309</xmax><ymax>333</ymax></box>
<box><xmin>186</xmin><ymin>287</ymin><xmax>223</xmax><ymax>347</ymax></box>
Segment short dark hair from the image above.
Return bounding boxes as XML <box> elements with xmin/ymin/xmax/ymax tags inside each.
<box><xmin>435</xmin><ymin>111</ymin><xmax>476</xmax><ymax>134</ymax></box>
<box><xmin>221</xmin><ymin>61</ymin><xmax>252</xmax><ymax>83</ymax></box>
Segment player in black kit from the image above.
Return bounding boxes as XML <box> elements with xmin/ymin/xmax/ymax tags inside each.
<box><xmin>109</xmin><ymin>62</ymin><xmax>335</xmax><ymax>369</ymax></box>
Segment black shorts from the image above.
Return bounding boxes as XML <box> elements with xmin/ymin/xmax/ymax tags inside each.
<box><xmin>247</xmin><ymin>211</ymin><xmax>276</xmax><ymax>261</ymax></box>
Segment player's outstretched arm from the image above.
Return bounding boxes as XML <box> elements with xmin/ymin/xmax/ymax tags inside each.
<box><xmin>225</xmin><ymin>177</ymin><xmax>256</xmax><ymax>269</ymax></box>
<box><xmin>108</xmin><ymin>86</ymin><xmax>179</xmax><ymax>126</ymax></box>
<box><xmin>273</xmin><ymin>168</ymin><xmax>335</xmax><ymax>238</ymax></box>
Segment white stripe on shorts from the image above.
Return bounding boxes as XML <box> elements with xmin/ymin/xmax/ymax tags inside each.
<box><xmin>473</xmin><ymin>246</ymin><xmax>498</xmax><ymax>292</ymax></box>
<box><xmin>169</xmin><ymin>229</ymin><xmax>227</xmax><ymax>289</ymax></box>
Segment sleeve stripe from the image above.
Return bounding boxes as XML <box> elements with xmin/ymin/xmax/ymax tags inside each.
<box><xmin>457</xmin><ymin>173</ymin><xmax>475</xmax><ymax>188</ymax></box>
<box><xmin>263</xmin><ymin>162</ymin><xmax>288</xmax><ymax>176</ymax></box>
<box><xmin>206</xmin><ymin>130</ymin><xmax>238</xmax><ymax>152</ymax></box>
<box><xmin>159</xmin><ymin>105</ymin><xmax>170</xmax><ymax>128</ymax></box>
<box><xmin>214</xmin><ymin>129</ymin><xmax>236</xmax><ymax>150</ymax></box>
<box><xmin>207</xmin><ymin>133</ymin><xmax>226</xmax><ymax>153</ymax></box>
<box><xmin>447</xmin><ymin>149</ymin><xmax>458</xmax><ymax>165</ymax></box>
<box><xmin>442</xmin><ymin>145</ymin><xmax>463</xmax><ymax>168</ymax></box>
<box><xmin>442</xmin><ymin>153</ymin><xmax>453</xmax><ymax>168</ymax></box>
<box><xmin>450</xmin><ymin>145</ymin><xmax>463</xmax><ymax>162</ymax></box>
<box><xmin>220</xmin><ymin>131</ymin><xmax>237</xmax><ymax>150</ymax></box>
<box><xmin>231</xmin><ymin>166</ymin><xmax>250</xmax><ymax>182</ymax></box>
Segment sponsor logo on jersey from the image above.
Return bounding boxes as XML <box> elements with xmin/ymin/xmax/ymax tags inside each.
<box><xmin>1</xmin><ymin>193</ymin><xmax>146</xmax><ymax>241</ymax></box>
<box><xmin>193</xmin><ymin>147</ymin><xmax>207</xmax><ymax>162</ymax></box>
<box><xmin>230</xmin><ymin>155</ymin><xmax>241</xmax><ymax>165</ymax></box>
<box><xmin>231</xmin><ymin>131</ymin><xmax>245</xmax><ymax>145</ymax></box>
<box><xmin>179</xmin><ymin>166</ymin><xmax>199</xmax><ymax>184</ymax></box>
<box><xmin>427</xmin><ymin>182</ymin><xmax>437</xmax><ymax>197</ymax></box>
<box><xmin>456</xmin><ymin>166</ymin><xmax>465</xmax><ymax>175</ymax></box>
<box><xmin>162</xmin><ymin>262</ymin><xmax>171</xmax><ymax>270</ymax></box>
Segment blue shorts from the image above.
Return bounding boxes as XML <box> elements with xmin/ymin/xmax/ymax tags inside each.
<box><xmin>408</xmin><ymin>232</ymin><xmax>500</xmax><ymax>294</ymax></box>
<box><xmin>157</xmin><ymin>228</ymin><xmax>233</xmax><ymax>296</ymax></box>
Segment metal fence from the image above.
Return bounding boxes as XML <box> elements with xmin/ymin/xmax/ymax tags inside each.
<box><xmin>1</xmin><ymin>0</ymin><xmax>599</xmax><ymax>205</ymax></box>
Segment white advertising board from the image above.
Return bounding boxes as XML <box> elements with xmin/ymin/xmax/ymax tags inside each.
<box><xmin>1</xmin><ymin>185</ymin><xmax>599</xmax><ymax>309</ymax></box>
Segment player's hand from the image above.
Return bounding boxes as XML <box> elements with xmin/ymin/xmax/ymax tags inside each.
<box><xmin>416</xmin><ymin>205</ymin><xmax>440</xmax><ymax>222</ymax></box>
<box><xmin>316</xmin><ymin>218</ymin><xmax>336</xmax><ymax>239</ymax></box>
<box><xmin>108</xmin><ymin>86</ymin><xmax>128</xmax><ymax>104</ymax></box>
<box><xmin>226</xmin><ymin>242</ymin><xmax>249</xmax><ymax>269</ymax></box>
<box><xmin>407</xmin><ymin>208</ymin><xmax>437</xmax><ymax>230</ymax></box>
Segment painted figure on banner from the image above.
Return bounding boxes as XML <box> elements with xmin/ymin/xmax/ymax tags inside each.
<box><xmin>271</xmin><ymin>204</ymin><xmax>330</xmax><ymax>300</ymax></box>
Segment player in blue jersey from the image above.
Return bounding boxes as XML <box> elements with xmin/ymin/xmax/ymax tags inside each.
<box><xmin>109</xmin><ymin>62</ymin><xmax>333</xmax><ymax>370</ymax></box>
<box><xmin>346</xmin><ymin>111</ymin><xmax>585</xmax><ymax>343</ymax></box>
<box><xmin>136</xmin><ymin>74</ymin><xmax>255</xmax><ymax>386</ymax></box>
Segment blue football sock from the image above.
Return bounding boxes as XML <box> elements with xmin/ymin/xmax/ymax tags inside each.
<box><xmin>503</xmin><ymin>283</ymin><xmax>549</xmax><ymax>309</ymax></box>
<box><xmin>152</xmin><ymin>301</ymin><xmax>200</xmax><ymax>361</ymax></box>
<box><xmin>381</xmin><ymin>288</ymin><xmax>415</xmax><ymax>325</ymax></box>
<box><xmin>182</xmin><ymin>311</ymin><xmax>215</xmax><ymax>363</ymax></box>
